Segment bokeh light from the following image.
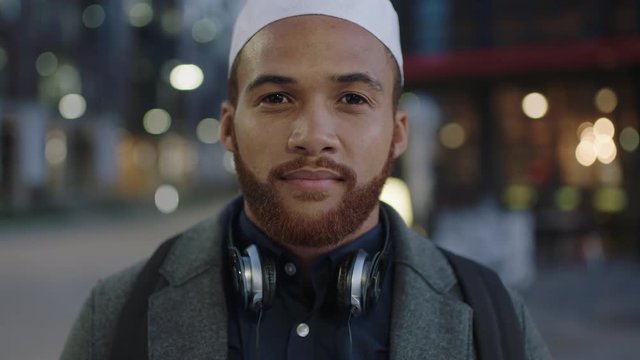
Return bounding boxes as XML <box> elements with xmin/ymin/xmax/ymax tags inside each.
<box><xmin>161</xmin><ymin>9</ymin><xmax>182</xmax><ymax>35</ymax></box>
<box><xmin>399</xmin><ymin>92</ymin><xmax>420</xmax><ymax>108</ymax></box>
<box><xmin>594</xmin><ymin>87</ymin><xmax>618</xmax><ymax>114</ymax></box>
<box><xmin>196</xmin><ymin>118</ymin><xmax>220</xmax><ymax>144</ymax></box>
<box><xmin>580</xmin><ymin>125</ymin><xmax>595</xmax><ymax>142</ymax></box>
<box><xmin>575</xmin><ymin>140</ymin><xmax>597</xmax><ymax>167</ymax></box>
<box><xmin>576</xmin><ymin>122</ymin><xmax>593</xmax><ymax>139</ymax></box>
<box><xmin>56</xmin><ymin>64</ymin><xmax>83</xmax><ymax>94</ymax></box>
<box><xmin>522</xmin><ymin>92</ymin><xmax>548</xmax><ymax>119</ymax></box>
<box><xmin>82</xmin><ymin>4</ymin><xmax>106</xmax><ymax>28</ymax></box>
<box><xmin>594</xmin><ymin>136</ymin><xmax>617</xmax><ymax>164</ymax></box>
<box><xmin>502</xmin><ymin>184</ymin><xmax>536</xmax><ymax>210</ymax></box>
<box><xmin>192</xmin><ymin>18</ymin><xmax>218</xmax><ymax>43</ymax></box>
<box><xmin>593</xmin><ymin>117</ymin><xmax>615</xmax><ymax>138</ymax></box>
<box><xmin>36</xmin><ymin>52</ymin><xmax>58</xmax><ymax>77</ymax></box>
<box><xmin>593</xmin><ymin>187</ymin><xmax>627</xmax><ymax>213</ymax></box>
<box><xmin>619</xmin><ymin>127</ymin><xmax>639</xmax><ymax>152</ymax></box>
<box><xmin>143</xmin><ymin>108</ymin><xmax>171</xmax><ymax>135</ymax></box>
<box><xmin>155</xmin><ymin>185</ymin><xmax>180</xmax><ymax>214</ymax></box>
<box><xmin>128</xmin><ymin>2</ymin><xmax>153</xmax><ymax>27</ymax></box>
<box><xmin>58</xmin><ymin>94</ymin><xmax>87</xmax><ymax>119</ymax></box>
<box><xmin>380</xmin><ymin>177</ymin><xmax>413</xmax><ymax>226</ymax></box>
<box><xmin>439</xmin><ymin>122</ymin><xmax>466</xmax><ymax>149</ymax></box>
<box><xmin>169</xmin><ymin>64</ymin><xmax>204</xmax><ymax>91</ymax></box>
<box><xmin>576</xmin><ymin>121</ymin><xmax>618</xmax><ymax>166</ymax></box>
<box><xmin>45</xmin><ymin>130</ymin><xmax>67</xmax><ymax>166</ymax></box>
<box><xmin>398</xmin><ymin>92</ymin><xmax>427</xmax><ymax>119</ymax></box>
<box><xmin>554</xmin><ymin>186</ymin><xmax>581</xmax><ymax>212</ymax></box>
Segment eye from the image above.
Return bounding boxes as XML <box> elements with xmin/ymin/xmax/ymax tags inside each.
<box><xmin>340</xmin><ymin>93</ymin><xmax>368</xmax><ymax>105</ymax></box>
<box><xmin>261</xmin><ymin>93</ymin><xmax>289</xmax><ymax>104</ymax></box>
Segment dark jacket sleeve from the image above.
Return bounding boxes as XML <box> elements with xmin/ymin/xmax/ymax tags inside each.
<box><xmin>60</xmin><ymin>262</ymin><xmax>145</xmax><ymax>360</ymax></box>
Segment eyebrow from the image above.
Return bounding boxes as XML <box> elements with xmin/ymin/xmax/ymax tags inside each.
<box><xmin>244</xmin><ymin>72</ymin><xmax>384</xmax><ymax>94</ymax></box>
<box><xmin>245</xmin><ymin>74</ymin><xmax>297</xmax><ymax>93</ymax></box>
<box><xmin>333</xmin><ymin>72</ymin><xmax>384</xmax><ymax>92</ymax></box>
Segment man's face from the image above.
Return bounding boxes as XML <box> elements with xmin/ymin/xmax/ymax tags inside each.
<box><xmin>220</xmin><ymin>15</ymin><xmax>407</xmax><ymax>248</ymax></box>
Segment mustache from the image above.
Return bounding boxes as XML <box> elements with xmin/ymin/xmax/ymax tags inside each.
<box><xmin>269</xmin><ymin>157</ymin><xmax>357</xmax><ymax>185</ymax></box>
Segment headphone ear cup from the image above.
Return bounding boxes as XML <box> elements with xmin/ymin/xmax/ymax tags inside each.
<box><xmin>364</xmin><ymin>252</ymin><xmax>384</xmax><ymax>309</ymax></box>
<box><xmin>260</xmin><ymin>252</ymin><xmax>277</xmax><ymax>309</ymax></box>
<box><xmin>360</xmin><ymin>259</ymin><xmax>375</xmax><ymax>314</ymax></box>
<box><xmin>336</xmin><ymin>253</ymin><xmax>355</xmax><ymax>312</ymax></box>
<box><xmin>228</xmin><ymin>247</ymin><xmax>250</xmax><ymax>310</ymax></box>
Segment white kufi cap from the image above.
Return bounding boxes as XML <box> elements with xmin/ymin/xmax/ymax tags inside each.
<box><xmin>229</xmin><ymin>0</ymin><xmax>403</xmax><ymax>83</ymax></box>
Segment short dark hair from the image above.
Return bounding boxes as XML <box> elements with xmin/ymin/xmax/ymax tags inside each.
<box><xmin>227</xmin><ymin>47</ymin><xmax>403</xmax><ymax>110</ymax></box>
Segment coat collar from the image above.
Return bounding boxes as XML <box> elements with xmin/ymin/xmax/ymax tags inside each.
<box><xmin>383</xmin><ymin>202</ymin><xmax>474</xmax><ymax>360</ymax></box>
<box><xmin>158</xmin><ymin>197</ymin><xmax>243</xmax><ymax>286</ymax></box>
<box><xmin>147</xmin><ymin>198</ymin><xmax>242</xmax><ymax>360</ymax></box>
<box><xmin>147</xmin><ymin>199</ymin><xmax>473</xmax><ymax>359</ymax></box>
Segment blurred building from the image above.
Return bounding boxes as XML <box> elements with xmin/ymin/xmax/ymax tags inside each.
<box><xmin>0</xmin><ymin>0</ymin><xmax>240</xmax><ymax>212</ymax></box>
<box><xmin>1</xmin><ymin>0</ymin><xmax>639</xmax><ymax>262</ymax></box>
<box><xmin>396</xmin><ymin>0</ymin><xmax>640</xmax><ymax>260</ymax></box>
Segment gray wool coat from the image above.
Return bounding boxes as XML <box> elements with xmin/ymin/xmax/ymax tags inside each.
<box><xmin>60</xmin><ymin>198</ymin><xmax>552</xmax><ymax>360</ymax></box>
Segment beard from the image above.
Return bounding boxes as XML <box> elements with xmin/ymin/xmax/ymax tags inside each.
<box><xmin>233</xmin><ymin>137</ymin><xmax>395</xmax><ymax>249</ymax></box>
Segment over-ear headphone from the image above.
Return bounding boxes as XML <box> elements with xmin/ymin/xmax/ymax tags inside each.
<box><xmin>227</xmin><ymin>206</ymin><xmax>391</xmax><ymax>316</ymax></box>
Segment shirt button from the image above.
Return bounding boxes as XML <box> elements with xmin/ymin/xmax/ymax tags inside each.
<box><xmin>284</xmin><ymin>262</ymin><xmax>297</xmax><ymax>276</ymax></box>
<box><xmin>296</xmin><ymin>323</ymin><xmax>310</xmax><ymax>337</ymax></box>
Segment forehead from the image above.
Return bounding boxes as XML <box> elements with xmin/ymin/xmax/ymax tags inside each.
<box><xmin>235</xmin><ymin>15</ymin><xmax>395</xmax><ymax>89</ymax></box>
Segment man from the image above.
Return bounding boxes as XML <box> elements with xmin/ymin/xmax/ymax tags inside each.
<box><xmin>61</xmin><ymin>0</ymin><xmax>551</xmax><ymax>359</ymax></box>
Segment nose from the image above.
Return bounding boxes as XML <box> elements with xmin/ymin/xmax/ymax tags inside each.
<box><xmin>287</xmin><ymin>103</ymin><xmax>339</xmax><ymax>156</ymax></box>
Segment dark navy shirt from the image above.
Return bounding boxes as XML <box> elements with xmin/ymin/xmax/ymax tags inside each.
<box><xmin>227</xmin><ymin>210</ymin><xmax>394</xmax><ymax>360</ymax></box>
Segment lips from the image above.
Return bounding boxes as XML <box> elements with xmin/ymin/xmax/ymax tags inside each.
<box><xmin>281</xmin><ymin>169</ymin><xmax>344</xmax><ymax>181</ymax></box>
<box><xmin>268</xmin><ymin>157</ymin><xmax>357</xmax><ymax>194</ymax></box>
<box><xmin>280</xmin><ymin>169</ymin><xmax>344</xmax><ymax>192</ymax></box>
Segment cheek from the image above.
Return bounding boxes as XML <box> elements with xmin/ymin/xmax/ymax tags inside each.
<box><xmin>236</xmin><ymin>140</ymin><xmax>269</xmax><ymax>178</ymax></box>
<box><xmin>347</xmin><ymin>125</ymin><xmax>394</xmax><ymax>180</ymax></box>
<box><xmin>234</xmin><ymin>121</ymin><xmax>288</xmax><ymax>178</ymax></box>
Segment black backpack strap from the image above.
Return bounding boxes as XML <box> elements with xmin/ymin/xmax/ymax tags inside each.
<box><xmin>109</xmin><ymin>235</ymin><xmax>180</xmax><ymax>360</ymax></box>
<box><xmin>440</xmin><ymin>249</ymin><xmax>526</xmax><ymax>360</ymax></box>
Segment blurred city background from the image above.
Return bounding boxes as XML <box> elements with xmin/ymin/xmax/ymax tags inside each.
<box><xmin>1</xmin><ymin>0</ymin><xmax>639</xmax><ymax>359</ymax></box>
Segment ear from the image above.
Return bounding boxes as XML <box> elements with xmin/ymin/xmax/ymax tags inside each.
<box><xmin>391</xmin><ymin>109</ymin><xmax>408</xmax><ymax>159</ymax></box>
<box><xmin>219</xmin><ymin>100</ymin><xmax>237</xmax><ymax>153</ymax></box>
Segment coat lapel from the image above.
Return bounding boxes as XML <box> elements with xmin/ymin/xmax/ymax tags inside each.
<box><xmin>146</xmin><ymin>199</ymin><xmax>241</xmax><ymax>360</ymax></box>
<box><xmin>384</xmin><ymin>203</ymin><xmax>474</xmax><ymax>360</ymax></box>
<box><xmin>147</xmin><ymin>267</ymin><xmax>228</xmax><ymax>360</ymax></box>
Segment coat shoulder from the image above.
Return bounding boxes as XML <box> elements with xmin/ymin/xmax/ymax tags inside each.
<box><xmin>60</xmin><ymin>261</ymin><xmax>146</xmax><ymax>359</ymax></box>
<box><xmin>507</xmin><ymin>290</ymin><xmax>553</xmax><ymax>360</ymax></box>
<box><xmin>60</xmin><ymin>200</ymin><xmax>237</xmax><ymax>360</ymax></box>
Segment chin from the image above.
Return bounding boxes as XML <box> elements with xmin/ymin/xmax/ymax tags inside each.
<box><xmin>283</xmin><ymin>192</ymin><xmax>342</xmax><ymax>213</ymax></box>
